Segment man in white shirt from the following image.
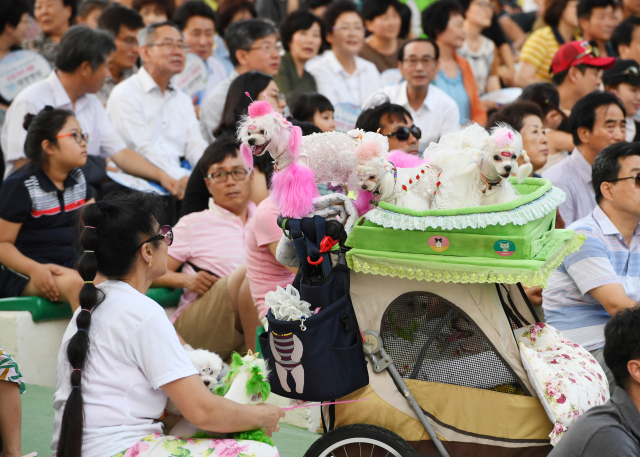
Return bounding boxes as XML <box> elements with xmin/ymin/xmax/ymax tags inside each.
<box><xmin>364</xmin><ymin>38</ymin><xmax>460</xmax><ymax>152</ymax></box>
<box><xmin>107</xmin><ymin>22</ymin><xmax>208</xmax><ymax>188</ymax></box>
<box><xmin>308</xmin><ymin>1</ymin><xmax>382</xmax><ymax>106</ymax></box>
<box><xmin>173</xmin><ymin>1</ymin><xmax>227</xmax><ymax>101</ymax></box>
<box><xmin>543</xmin><ymin>92</ymin><xmax>627</xmax><ymax>226</ymax></box>
<box><xmin>199</xmin><ymin>19</ymin><xmax>281</xmax><ymax>143</ymax></box>
<box><xmin>1</xmin><ymin>26</ymin><xmax>181</xmax><ymax>197</ymax></box>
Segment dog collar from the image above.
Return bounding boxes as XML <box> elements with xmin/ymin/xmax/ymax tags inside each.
<box><xmin>478</xmin><ymin>166</ymin><xmax>502</xmax><ymax>193</ymax></box>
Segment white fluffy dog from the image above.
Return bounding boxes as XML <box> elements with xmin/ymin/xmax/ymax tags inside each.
<box><xmin>166</xmin><ymin>348</ymin><xmax>224</xmax><ymax>423</ymax></box>
<box><xmin>348</xmin><ymin>140</ymin><xmax>441</xmax><ymax>211</ymax></box>
<box><xmin>426</xmin><ymin>123</ymin><xmax>532</xmax><ymax>208</ymax></box>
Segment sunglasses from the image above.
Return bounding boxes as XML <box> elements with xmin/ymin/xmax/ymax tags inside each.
<box><xmin>607</xmin><ymin>173</ymin><xmax>640</xmax><ymax>186</ymax></box>
<box><xmin>574</xmin><ymin>44</ymin><xmax>600</xmax><ymax>62</ymax></box>
<box><xmin>137</xmin><ymin>225</ymin><xmax>173</xmax><ymax>250</ymax></box>
<box><xmin>384</xmin><ymin>126</ymin><xmax>422</xmax><ymax>141</ymax></box>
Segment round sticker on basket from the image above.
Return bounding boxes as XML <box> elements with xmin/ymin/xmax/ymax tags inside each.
<box><xmin>495</xmin><ymin>240</ymin><xmax>516</xmax><ymax>257</ymax></box>
<box><xmin>428</xmin><ymin>235</ymin><xmax>449</xmax><ymax>252</ymax></box>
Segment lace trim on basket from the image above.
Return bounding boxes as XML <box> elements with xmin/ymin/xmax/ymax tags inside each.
<box><xmin>365</xmin><ymin>187</ymin><xmax>566</xmax><ymax>231</ymax></box>
<box><xmin>347</xmin><ymin>233</ymin><xmax>585</xmax><ymax>288</ymax></box>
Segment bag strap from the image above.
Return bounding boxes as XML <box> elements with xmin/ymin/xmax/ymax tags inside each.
<box><xmin>290</xmin><ymin>219</ymin><xmax>311</xmax><ymax>277</ymax></box>
<box><xmin>307</xmin><ymin>216</ymin><xmax>332</xmax><ymax>278</ymax></box>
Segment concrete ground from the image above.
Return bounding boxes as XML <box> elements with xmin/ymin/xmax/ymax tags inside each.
<box><xmin>20</xmin><ymin>385</ymin><xmax>320</xmax><ymax>457</ymax></box>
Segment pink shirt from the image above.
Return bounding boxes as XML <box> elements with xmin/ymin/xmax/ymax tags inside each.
<box><xmin>246</xmin><ymin>196</ymin><xmax>296</xmax><ymax>318</ymax></box>
<box><xmin>168</xmin><ymin>199</ymin><xmax>255</xmax><ymax>323</ymax></box>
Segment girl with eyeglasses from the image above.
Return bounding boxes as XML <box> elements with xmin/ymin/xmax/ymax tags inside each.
<box><xmin>0</xmin><ymin>107</ymin><xmax>93</xmax><ymax>311</ymax></box>
<box><xmin>52</xmin><ymin>190</ymin><xmax>283</xmax><ymax>457</ymax></box>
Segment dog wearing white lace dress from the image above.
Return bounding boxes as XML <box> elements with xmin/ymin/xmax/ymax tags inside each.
<box><xmin>425</xmin><ymin>123</ymin><xmax>533</xmax><ymax>208</ymax></box>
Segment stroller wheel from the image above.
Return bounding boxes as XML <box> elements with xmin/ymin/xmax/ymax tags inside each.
<box><xmin>304</xmin><ymin>424</ymin><xmax>418</xmax><ymax>457</ymax></box>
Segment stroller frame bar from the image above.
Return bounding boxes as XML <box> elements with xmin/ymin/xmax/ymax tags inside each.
<box><xmin>364</xmin><ymin>330</ymin><xmax>451</xmax><ymax>457</ymax></box>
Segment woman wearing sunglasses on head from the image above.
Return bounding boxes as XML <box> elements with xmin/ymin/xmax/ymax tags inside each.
<box><xmin>0</xmin><ymin>107</ymin><xmax>94</xmax><ymax>312</ymax></box>
<box><xmin>52</xmin><ymin>190</ymin><xmax>284</xmax><ymax>457</ymax></box>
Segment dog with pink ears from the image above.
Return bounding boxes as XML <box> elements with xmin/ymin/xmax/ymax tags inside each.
<box><xmin>238</xmin><ymin>99</ymin><xmax>392</xmax><ymax>218</ymax></box>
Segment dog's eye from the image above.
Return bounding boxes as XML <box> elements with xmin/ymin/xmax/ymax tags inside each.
<box><xmin>493</xmin><ymin>155</ymin><xmax>500</xmax><ymax>161</ymax></box>
<box><xmin>511</xmin><ymin>154</ymin><xmax>517</xmax><ymax>160</ymax></box>
<box><xmin>260</xmin><ymin>130</ymin><xmax>265</xmax><ymax>135</ymax></box>
<box><xmin>369</xmin><ymin>175</ymin><xmax>376</xmax><ymax>180</ymax></box>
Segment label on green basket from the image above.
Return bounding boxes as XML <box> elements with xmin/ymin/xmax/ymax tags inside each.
<box><xmin>428</xmin><ymin>235</ymin><xmax>449</xmax><ymax>252</ymax></box>
<box><xmin>495</xmin><ymin>240</ymin><xmax>516</xmax><ymax>257</ymax></box>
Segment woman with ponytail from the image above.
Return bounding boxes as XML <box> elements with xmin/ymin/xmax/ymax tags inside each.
<box><xmin>52</xmin><ymin>190</ymin><xmax>284</xmax><ymax>457</ymax></box>
<box><xmin>0</xmin><ymin>107</ymin><xmax>92</xmax><ymax>310</ymax></box>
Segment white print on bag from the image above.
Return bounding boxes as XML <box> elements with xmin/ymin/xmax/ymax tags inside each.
<box><xmin>270</xmin><ymin>332</ymin><xmax>304</xmax><ymax>394</ymax></box>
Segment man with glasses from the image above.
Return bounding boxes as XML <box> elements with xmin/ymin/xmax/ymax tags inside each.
<box><xmin>363</xmin><ymin>38</ymin><xmax>459</xmax><ymax>153</ymax></box>
<box><xmin>199</xmin><ymin>19</ymin><xmax>281</xmax><ymax>143</ymax></box>
<box><xmin>96</xmin><ymin>3</ymin><xmax>144</xmax><ymax>105</ymax></box>
<box><xmin>154</xmin><ymin>139</ymin><xmax>259</xmax><ymax>359</ymax></box>
<box><xmin>604</xmin><ymin>59</ymin><xmax>640</xmax><ymax>141</ymax></box>
<box><xmin>356</xmin><ymin>101</ymin><xmax>421</xmax><ymax>155</ymax></box>
<box><xmin>106</xmin><ymin>22</ymin><xmax>207</xmax><ymax>190</ymax></box>
<box><xmin>544</xmin><ymin>92</ymin><xmax>627</xmax><ymax>225</ymax></box>
<box><xmin>1</xmin><ymin>26</ymin><xmax>182</xmax><ymax>199</ymax></box>
<box><xmin>543</xmin><ymin>141</ymin><xmax>640</xmax><ymax>389</ymax></box>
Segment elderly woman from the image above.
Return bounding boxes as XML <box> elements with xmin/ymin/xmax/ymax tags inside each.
<box><xmin>487</xmin><ymin>101</ymin><xmax>550</xmax><ymax>178</ymax></box>
<box><xmin>358</xmin><ymin>0</ymin><xmax>404</xmax><ymax>73</ymax></box>
<box><xmin>276</xmin><ymin>10</ymin><xmax>324</xmax><ymax>101</ymax></box>
<box><xmin>422</xmin><ymin>0</ymin><xmax>487</xmax><ymax>126</ymax></box>
<box><xmin>516</xmin><ymin>0</ymin><xmax>579</xmax><ymax>87</ymax></box>
<box><xmin>24</xmin><ymin>0</ymin><xmax>76</xmax><ymax>67</ymax></box>
<box><xmin>308</xmin><ymin>0</ymin><xmax>382</xmax><ymax>106</ymax></box>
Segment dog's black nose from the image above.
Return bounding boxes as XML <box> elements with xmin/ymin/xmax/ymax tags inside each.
<box><xmin>361</xmin><ymin>185</ymin><xmax>368</xmax><ymax>190</ymax></box>
<box><xmin>504</xmin><ymin>165</ymin><xmax>512</xmax><ymax>172</ymax></box>
<box><xmin>248</xmin><ymin>138</ymin><xmax>255</xmax><ymax>146</ymax></box>
<box><xmin>204</xmin><ymin>380</ymin><xmax>210</xmax><ymax>386</ymax></box>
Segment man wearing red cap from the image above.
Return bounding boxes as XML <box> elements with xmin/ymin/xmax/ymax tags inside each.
<box><xmin>552</xmin><ymin>40</ymin><xmax>617</xmax><ymax>114</ymax></box>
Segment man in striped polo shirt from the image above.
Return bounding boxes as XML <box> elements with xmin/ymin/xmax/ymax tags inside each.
<box><xmin>543</xmin><ymin>141</ymin><xmax>640</xmax><ymax>389</ymax></box>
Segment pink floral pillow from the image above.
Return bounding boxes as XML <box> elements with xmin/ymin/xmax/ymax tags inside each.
<box><xmin>514</xmin><ymin>323</ymin><xmax>610</xmax><ymax>445</ymax></box>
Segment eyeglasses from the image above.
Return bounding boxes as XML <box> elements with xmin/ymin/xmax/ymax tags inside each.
<box><xmin>606</xmin><ymin>173</ymin><xmax>640</xmax><ymax>186</ymax></box>
<box><xmin>55</xmin><ymin>131</ymin><xmax>89</xmax><ymax>144</ymax></box>
<box><xmin>474</xmin><ymin>0</ymin><xmax>495</xmax><ymax>9</ymax></box>
<box><xmin>118</xmin><ymin>36</ymin><xmax>138</xmax><ymax>47</ymax></box>
<box><xmin>206</xmin><ymin>168</ymin><xmax>250</xmax><ymax>183</ymax></box>
<box><xmin>384</xmin><ymin>126</ymin><xmax>422</xmax><ymax>141</ymax></box>
<box><xmin>148</xmin><ymin>41</ymin><xmax>189</xmax><ymax>52</ymax></box>
<box><xmin>137</xmin><ymin>225</ymin><xmax>173</xmax><ymax>250</ymax></box>
<box><xmin>332</xmin><ymin>25</ymin><xmax>365</xmax><ymax>34</ymax></box>
<box><xmin>403</xmin><ymin>56</ymin><xmax>436</xmax><ymax>67</ymax></box>
<box><xmin>607</xmin><ymin>66</ymin><xmax>640</xmax><ymax>79</ymax></box>
<box><xmin>263</xmin><ymin>89</ymin><xmax>286</xmax><ymax>103</ymax></box>
<box><xmin>247</xmin><ymin>42</ymin><xmax>285</xmax><ymax>57</ymax></box>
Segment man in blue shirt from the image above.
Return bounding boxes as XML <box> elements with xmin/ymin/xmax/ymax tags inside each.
<box><xmin>544</xmin><ymin>141</ymin><xmax>640</xmax><ymax>388</ymax></box>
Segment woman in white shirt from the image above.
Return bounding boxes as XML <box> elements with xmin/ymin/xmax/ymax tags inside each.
<box><xmin>308</xmin><ymin>1</ymin><xmax>382</xmax><ymax>106</ymax></box>
<box><xmin>52</xmin><ymin>191</ymin><xmax>283</xmax><ymax>457</ymax></box>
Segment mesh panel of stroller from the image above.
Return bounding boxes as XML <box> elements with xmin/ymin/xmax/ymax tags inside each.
<box><xmin>380</xmin><ymin>291</ymin><xmax>530</xmax><ymax>396</ymax></box>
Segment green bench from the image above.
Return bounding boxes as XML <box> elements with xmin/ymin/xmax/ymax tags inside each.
<box><xmin>0</xmin><ymin>287</ymin><xmax>183</xmax><ymax>322</ymax></box>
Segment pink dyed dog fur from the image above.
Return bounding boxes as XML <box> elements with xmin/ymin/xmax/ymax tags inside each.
<box><xmin>270</xmin><ymin>162</ymin><xmax>319</xmax><ymax>218</ymax></box>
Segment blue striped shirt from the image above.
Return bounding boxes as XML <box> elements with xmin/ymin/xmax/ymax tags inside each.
<box><xmin>543</xmin><ymin>206</ymin><xmax>640</xmax><ymax>350</ymax></box>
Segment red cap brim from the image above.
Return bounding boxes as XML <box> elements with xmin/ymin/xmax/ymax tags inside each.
<box><xmin>572</xmin><ymin>55</ymin><xmax>616</xmax><ymax>70</ymax></box>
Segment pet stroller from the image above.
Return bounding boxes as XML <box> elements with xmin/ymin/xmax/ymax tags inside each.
<box><xmin>273</xmin><ymin>179</ymin><xmax>585</xmax><ymax>457</ymax></box>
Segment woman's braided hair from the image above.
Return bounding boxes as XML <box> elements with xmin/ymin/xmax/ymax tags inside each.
<box><xmin>56</xmin><ymin>190</ymin><xmax>165</xmax><ymax>457</ymax></box>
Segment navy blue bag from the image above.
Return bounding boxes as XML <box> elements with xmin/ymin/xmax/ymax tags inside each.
<box><xmin>259</xmin><ymin>216</ymin><xmax>369</xmax><ymax>401</ymax></box>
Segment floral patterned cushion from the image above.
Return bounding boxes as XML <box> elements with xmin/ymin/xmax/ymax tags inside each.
<box><xmin>513</xmin><ymin>322</ymin><xmax>610</xmax><ymax>445</ymax></box>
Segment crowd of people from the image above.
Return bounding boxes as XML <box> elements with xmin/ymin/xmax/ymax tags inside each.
<box><xmin>2</xmin><ymin>0</ymin><xmax>640</xmax><ymax>455</ymax></box>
